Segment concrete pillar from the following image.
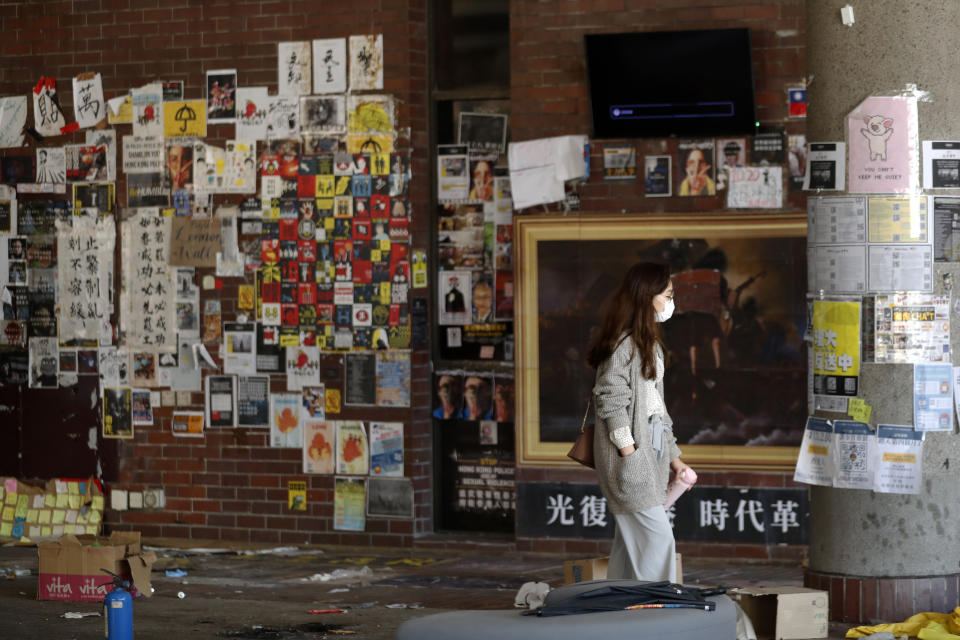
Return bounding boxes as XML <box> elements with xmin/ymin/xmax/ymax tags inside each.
<box><xmin>805</xmin><ymin>0</ymin><xmax>960</xmax><ymax>623</ymax></box>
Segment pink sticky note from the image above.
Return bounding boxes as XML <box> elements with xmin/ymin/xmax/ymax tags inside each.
<box><xmin>3</xmin><ymin>478</ymin><xmax>16</xmax><ymax>493</ymax></box>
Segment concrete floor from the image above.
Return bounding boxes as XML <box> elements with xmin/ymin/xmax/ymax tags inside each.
<box><xmin>0</xmin><ymin>539</ymin><xmax>855</xmax><ymax>639</ymax></box>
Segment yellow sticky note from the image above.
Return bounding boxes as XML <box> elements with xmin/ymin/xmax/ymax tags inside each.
<box><xmin>55</xmin><ymin>494</ymin><xmax>68</xmax><ymax>508</ymax></box>
<box><xmin>1</xmin><ymin>506</ymin><xmax>13</xmax><ymax>520</ymax></box>
<box><xmin>67</xmin><ymin>482</ymin><xmax>79</xmax><ymax>495</ymax></box>
<box><xmin>0</xmin><ymin>488</ymin><xmax>4</xmax><ymax>503</ymax></box>
<box><xmin>38</xmin><ymin>510</ymin><xmax>51</xmax><ymax>524</ymax></box>
<box><xmin>44</xmin><ymin>494</ymin><xmax>55</xmax><ymax>508</ymax></box>
<box><xmin>77</xmin><ymin>510</ymin><xmax>88</xmax><ymax>524</ymax></box>
<box><xmin>51</xmin><ymin>510</ymin><xmax>66</xmax><ymax>524</ymax></box>
<box><xmin>26</xmin><ymin>510</ymin><xmax>38</xmax><ymax>524</ymax></box>
<box><xmin>15</xmin><ymin>494</ymin><xmax>28</xmax><ymax>519</ymax></box>
<box><xmin>92</xmin><ymin>496</ymin><xmax>104</xmax><ymax>510</ymax></box>
<box><xmin>4</xmin><ymin>492</ymin><xmax>15</xmax><ymax>505</ymax></box>
<box><xmin>41</xmin><ymin>526</ymin><xmax>52</xmax><ymax>536</ymax></box>
<box><xmin>68</xmin><ymin>495</ymin><xmax>81</xmax><ymax>510</ymax></box>
<box><xmin>89</xmin><ymin>510</ymin><xmax>102</xmax><ymax>524</ymax></box>
<box><xmin>85</xmin><ymin>525</ymin><xmax>97</xmax><ymax>535</ymax></box>
<box><xmin>848</xmin><ymin>398</ymin><xmax>872</xmax><ymax>423</ymax></box>
<box><xmin>379</xmin><ymin>238</ymin><xmax>391</xmax><ymax>251</ymax></box>
<box><xmin>0</xmin><ymin>523</ymin><xmax>11</xmax><ymax>537</ymax></box>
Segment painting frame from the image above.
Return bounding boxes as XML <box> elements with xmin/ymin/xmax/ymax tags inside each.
<box><xmin>515</xmin><ymin>212</ymin><xmax>808</xmax><ymax>470</ymax></box>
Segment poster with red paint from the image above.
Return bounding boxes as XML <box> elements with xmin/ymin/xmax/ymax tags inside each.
<box><xmin>847</xmin><ymin>95</ymin><xmax>919</xmax><ymax>194</ymax></box>
<box><xmin>335</xmin><ymin>420</ymin><xmax>368</xmax><ymax>475</ymax></box>
<box><xmin>303</xmin><ymin>418</ymin><xmax>334</xmax><ymax>474</ymax></box>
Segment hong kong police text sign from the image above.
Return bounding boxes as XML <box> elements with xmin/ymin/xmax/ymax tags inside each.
<box><xmin>517</xmin><ymin>483</ymin><xmax>808</xmax><ymax>545</ymax></box>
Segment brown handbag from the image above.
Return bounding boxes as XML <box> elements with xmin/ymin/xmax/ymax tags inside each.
<box><xmin>566</xmin><ymin>398</ymin><xmax>595</xmax><ymax>469</ymax></box>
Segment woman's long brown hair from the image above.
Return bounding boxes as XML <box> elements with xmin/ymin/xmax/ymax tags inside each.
<box><xmin>586</xmin><ymin>262</ymin><xmax>670</xmax><ymax>380</ymax></box>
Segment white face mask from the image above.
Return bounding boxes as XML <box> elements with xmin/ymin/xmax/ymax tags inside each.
<box><xmin>655</xmin><ymin>297</ymin><xmax>675</xmax><ymax>323</ymax></box>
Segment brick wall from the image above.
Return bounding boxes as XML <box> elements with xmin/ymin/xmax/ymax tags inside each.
<box><xmin>509</xmin><ymin>0</ymin><xmax>808</xmax><ymax>560</ymax></box>
<box><xmin>0</xmin><ymin>0</ymin><xmax>431</xmax><ymax>545</ymax></box>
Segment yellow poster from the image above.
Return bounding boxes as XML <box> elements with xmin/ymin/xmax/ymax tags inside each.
<box><xmin>812</xmin><ymin>300</ymin><xmax>861</xmax><ymax>396</ymax></box>
<box><xmin>107</xmin><ymin>94</ymin><xmax>133</xmax><ymax>124</ymax></box>
<box><xmin>287</xmin><ymin>480</ymin><xmax>307</xmax><ymax>511</ymax></box>
<box><xmin>163</xmin><ymin>100</ymin><xmax>207</xmax><ymax>138</ymax></box>
<box><xmin>325</xmin><ymin>388</ymin><xmax>341</xmax><ymax>414</ymax></box>
<box><xmin>238</xmin><ymin>285</ymin><xmax>255</xmax><ymax>310</ymax></box>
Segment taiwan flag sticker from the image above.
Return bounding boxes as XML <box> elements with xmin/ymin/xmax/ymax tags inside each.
<box><xmin>789</xmin><ymin>88</ymin><xmax>807</xmax><ymax>117</ymax></box>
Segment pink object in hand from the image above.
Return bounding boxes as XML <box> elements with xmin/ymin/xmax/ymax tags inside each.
<box><xmin>664</xmin><ymin>468</ymin><xmax>697</xmax><ymax>509</ymax></box>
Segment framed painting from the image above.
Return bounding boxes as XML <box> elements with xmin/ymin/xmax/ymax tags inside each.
<box><xmin>515</xmin><ymin>212</ymin><xmax>808</xmax><ymax>470</ymax></box>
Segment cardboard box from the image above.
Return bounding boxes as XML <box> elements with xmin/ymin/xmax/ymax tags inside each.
<box><xmin>564</xmin><ymin>557</ymin><xmax>609</xmax><ymax>584</ymax></box>
<box><xmin>37</xmin><ymin>531</ymin><xmax>156</xmax><ymax>602</ymax></box>
<box><xmin>731</xmin><ymin>586</ymin><xmax>828</xmax><ymax>640</ymax></box>
<box><xmin>563</xmin><ymin>554</ymin><xmax>683</xmax><ymax>584</ymax></box>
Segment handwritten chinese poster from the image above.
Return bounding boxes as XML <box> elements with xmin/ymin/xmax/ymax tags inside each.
<box><xmin>349</xmin><ymin>34</ymin><xmax>383</xmax><ymax>91</ymax></box>
<box><xmin>121</xmin><ymin>209</ymin><xmax>175</xmax><ymax>350</ymax></box>
<box><xmin>72</xmin><ymin>72</ymin><xmax>106</xmax><ymax>129</ymax></box>
<box><xmin>32</xmin><ymin>77</ymin><xmax>65</xmax><ymax>138</ymax></box>
<box><xmin>312</xmin><ymin>37</ymin><xmax>347</xmax><ymax>94</ymax></box>
<box><xmin>278</xmin><ymin>41</ymin><xmax>312</xmax><ymax>97</ymax></box>
<box><xmin>56</xmin><ymin>213</ymin><xmax>114</xmax><ymax>342</ymax></box>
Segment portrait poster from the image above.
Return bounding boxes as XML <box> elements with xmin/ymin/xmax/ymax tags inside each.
<box><xmin>348</xmin><ymin>34</ymin><xmax>384</xmax><ymax>91</ymax></box>
<box><xmin>103</xmin><ymin>387</ymin><xmax>133</xmax><ymax>439</ymax></box>
<box><xmin>312</xmin><ymin>37</ymin><xmax>347</xmax><ymax>94</ymax></box>
<box><xmin>36</xmin><ymin>147</ymin><xmax>66</xmax><ymax>183</ymax></box>
<box><xmin>333</xmin><ymin>477</ymin><xmax>366</xmax><ymax>531</ymax></box>
<box><xmin>172</xmin><ymin>411</ymin><xmax>204</xmax><ymax>438</ymax></box>
<box><xmin>335</xmin><ymin>420</ymin><xmax>369</xmax><ymax>475</ymax></box>
<box><xmin>131</xmin><ymin>82</ymin><xmax>163</xmax><ymax>138</ymax></box>
<box><xmin>375</xmin><ymin>350</ymin><xmax>411</xmax><ymax>407</ymax></box>
<box><xmin>205</xmin><ymin>374</ymin><xmax>237</xmax><ymax>429</ymax></box>
<box><xmin>206</xmin><ymin>69</ymin><xmax>237</xmax><ymax>123</ymax></box>
<box><xmin>235</xmin><ymin>87</ymin><xmax>270</xmax><ymax>142</ymax></box>
<box><xmin>86</xmin><ymin>125</ymin><xmax>117</xmax><ymax>182</ymax></box>
<box><xmin>269</xmin><ymin>392</ymin><xmax>302</xmax><ymax>448</ymax></box>
<box><xmin>278</xmin><ymin>41</ymin><xmax>312</xmax><ymax>97</ymax></box>
<box><xmin>131</xmin><ymin>389</ymin><xmax>153</xmax><ymax>425</ymax></box>
<box><xmin>716</xmin><ymin>138</ymin><xmax>747</xmax><ymax>170</ymax></box>
<box><xmin>237</xmin><ymin>375</ymin><xmax>269</xmax><ymax>427</ymax></box>
<box><xmin>369</xmin><ymin>421</ymin><xmax>403</xmax><ymax>477</ymax></box>
<box><xmin>28</xmin><ymin>336</ymin><xmax>58</xmax><ymax>389</ymax></box>
<box><xmin>677</xmin><ymin>139</ymin><xmax>716</xmax><ymax>196</ymax></box>
<box><xmin>457</xmin><ymin>112</ymin><xmax>508</xmax><ymax>155</ymax></box>
<box><xmin>303</xmin><ymin>418</ymin><xmax>335</xmax><ymax>474</ymax></box>
<box><xmin>516</xmin><ymin>213</ymin><xmax>808</xmax><ymax>469</ymax></box>
<box><xmin>367</xmin><ymin>477</ymin><xmax>414</xmax><ymax>518</ymax></box>
<box><xmin>0</xmin><ymin>96</ymin><xmax>27</xmax><ymax>148</ymax></box>
<box><xmin>302</xmin><ymin>385</ymin><xmax>325</xmax><ymax>419</ymax></box>
<box><xmin>847</xmin><ymin>95</ymin><xmax>919</xmax><ymax>194</ymax></box>
<box><xmin>162</xmin><ymin>100</ymin><xmax>207</xmax><ymax>138</ymax></box>
<box><xmin>300</xmin><ymin>95</ymin><xmax>345</xmax><ymax>134</ymax></box>
<box><xmin>644</xmin><ymin>155</ymin><xmax>672</xmax><ymax>197</ymax></box>
<box><xmin>55</xmin><ymin>213</ymin><xmax>114</xmax><ymax>343</ymax></box>
<box><xmin>437</xmin><ymin>270</ymin><xmax>471</xmax><ymax>325</ymax></box>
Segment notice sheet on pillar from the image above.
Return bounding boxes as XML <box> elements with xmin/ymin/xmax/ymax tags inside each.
<box><xmin>873</xmin><ymin>425</ymin><xmax>923</xmax><ymax>495</ymax></box>
<box><xmin>833</xmin><ymin>420</ymin><xmax>876</xmax><ymax>490</ymax></box>
<box><xmin>913</xmin><ymin>363</ymin><xmax>953</xmax><ymax>431</ymax></box>
<box><xmin>793</xmin><ymin>417</ymin><xmax>834</xmax><ymax>487</ymax></box>
<box><xmin>847</xmin><ymin>96</ymin><xmax>920</xmax><ymax>194</ymax></box>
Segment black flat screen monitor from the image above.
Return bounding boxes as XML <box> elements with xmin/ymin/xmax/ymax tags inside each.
<box><xmin>585</xmin><ymin>29</ymin><xmax>758</xmax><ymax>139</ymax></box>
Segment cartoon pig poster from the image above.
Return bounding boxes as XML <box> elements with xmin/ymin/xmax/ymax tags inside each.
<box><xmin>847</xmin><ymin>95</ymin><xmax>919</xmax><ymax>194</ymax></box>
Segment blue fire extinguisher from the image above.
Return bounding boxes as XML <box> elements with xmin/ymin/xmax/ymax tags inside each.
<box><xmin>102</xmin><ymin>569</ymin><xmax>133</xmax><ymax>640</ymax></box>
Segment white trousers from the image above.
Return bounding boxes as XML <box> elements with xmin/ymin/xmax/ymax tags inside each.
<box><xmin>607</xmin><ymin>505</ymin><xmax>676</xmax><ymax>582</ymax></box>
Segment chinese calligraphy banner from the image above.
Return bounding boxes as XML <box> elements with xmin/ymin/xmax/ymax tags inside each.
<box><xmin>121</xmin><ymin>209</ymin><xmax>175</xmax><ymax>350</ymax></box>
<box><xmin>517</xmin><ymin>482</ymin><xmax>809</xmax><ymax>545</ymax></box>
<box><xmin>56</xmin><ymin>213</ymin><xmax>114</xmax><ymax>343</ymax></box>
